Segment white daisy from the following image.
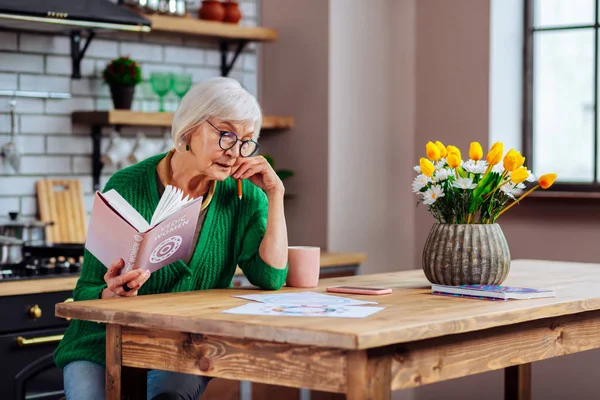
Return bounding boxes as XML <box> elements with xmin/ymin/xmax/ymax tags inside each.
<box><xmin>412</xmin><ymin>174</ymin><xmax>431</xmax><ymax>193</ymax></box>
<box><xmin>435</xmin><ymin>158</ymin><xmax>446</xmax><ymax>170</ymax></box>
<box><xmin>462</xmin><ymin>160</ymin><xmax>488</xmax><ymax>174</ymax></box>
<box><xmin>414</xmin><ymin>165</ymin><xmax>421</xmax><ymax>173</ymax></box>
<box><xmin>492</xmin><ymin>163</ymin><xmax>504</xmax><ymax>174</ymax></box>
<box><xmin>500</xmin><ymin>182</ymin><xmax>526</xmax><ymax>199</ymax></box>
<box><xmin>423</xmin><ymin>185</ymin><xmax>445</xmax><ymax>205</ymax></box>
<box><xmin>433</xmin><ymin>168</ymin><xmax>450</xmax><ymax>182</ymax></box>
<box><xmin>526</xmin><ymin>170</ymin><xmax>536</xmax><ymax>182</ymax></box>
<box><xmin>500</xmin><ymin>182</ymin><xmax>517</xmax><ymax>199</ymax></box>
<box><xmin>453</xmin><ymin>177</ymin><xmax>477</xmax><ymax>190</ymax></box>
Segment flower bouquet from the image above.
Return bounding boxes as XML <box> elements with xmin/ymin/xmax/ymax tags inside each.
<box><xmin>415</xmin><ymin>141</ymin><xmax>557</xmax><ymax>286</ymax></box>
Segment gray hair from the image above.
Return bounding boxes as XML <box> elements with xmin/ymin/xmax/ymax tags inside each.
<box><xmin>171</xmin><ymin>77</ymin><xmax>262</xmax><ymax>150</ymax></box>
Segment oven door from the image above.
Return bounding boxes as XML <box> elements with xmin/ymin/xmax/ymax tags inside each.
<box><xmin>0</xmin><ymin>327</ymin><xmax>65</xmax><ymax>400</ymax></box>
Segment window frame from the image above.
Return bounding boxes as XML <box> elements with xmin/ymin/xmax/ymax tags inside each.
<box><xmin>523</xmin><ymin>0</ymin><xmax>600</xmax><ymax>192</ymax></box>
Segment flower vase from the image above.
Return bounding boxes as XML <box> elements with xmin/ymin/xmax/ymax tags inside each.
<box><xmin>109</xmin><ymin>84</ymin><xmax>135</xmax><ymax>110</ymax></box>
<box><xmin>422</xmin><ymin>223</ymin><xmax>510</xmax><ymax>286</ymax></box>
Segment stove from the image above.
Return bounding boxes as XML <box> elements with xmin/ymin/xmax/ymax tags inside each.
<box><xmin>0</xmin><ymin>242</ymin><xmax>84</xmax><ymax>281</ymax></box>
<box><xmin>0</xmin><ymin>256</ymin><xmax>82</xmax><ymax>281</ymax></box>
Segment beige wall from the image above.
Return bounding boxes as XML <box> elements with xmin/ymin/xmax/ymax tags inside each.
<box><xmin>413</xmin><ymin>1</ymin><xmax>600</xmax><ymax>399</ymax></box>
<box><xmin>260</xmin><ymin>0</ymin><xmax>330</xmax><ymax>248</ymax></box>
<box><xmin>262</xmin><ymin>0</ymin><xmax>600</xmax><ymax>398</ymax></box>
<box><xmin>328</xmin><ymin>0</ymin><xmax>417</xmax><ymax>275</ymax></box>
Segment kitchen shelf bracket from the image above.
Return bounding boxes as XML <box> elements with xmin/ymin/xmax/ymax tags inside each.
<box><xmin>91</xmin><ymin>125</ymin><xmax>103</xmax><ymax>191</ymax></box>
<box><xmin>70</xmin><ymin>29</ymin><xmax>96</xmax><ymax>79</ymax></box>
<box><xmin>220</xmin><ymin>40</ymin><xmax>248</xmax><ymax>77</ymax></box>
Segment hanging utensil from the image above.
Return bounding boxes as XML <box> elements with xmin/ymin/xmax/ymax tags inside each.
<box><xmin>0</xmin><ymin>99</ymin><xmax>21</xmax><ymax>173</ymax></box>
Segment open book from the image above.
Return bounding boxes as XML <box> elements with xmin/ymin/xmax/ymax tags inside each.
<box><xmin>85</xmin><ymin>185</ymin><xmax>203</xmax><ymax>274</ymax></box>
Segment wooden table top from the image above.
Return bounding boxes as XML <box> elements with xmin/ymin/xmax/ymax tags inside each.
<box><xmin>56</xmin><ymin>259</ymin><xmax>600</xmax><ymax>350</ymax></box>
<box><xmin>0</xmin><ymin>252</ymin><xmax>366</xmax><ymax>297</ymax></box>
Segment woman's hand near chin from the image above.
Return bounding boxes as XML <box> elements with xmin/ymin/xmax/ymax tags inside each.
<box><xmin>232</xmin><ymin>156</ymin><xmax>284</xmax><ymax>197</ymax></box>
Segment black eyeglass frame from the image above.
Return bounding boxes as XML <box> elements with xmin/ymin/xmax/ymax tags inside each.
<box><xmin>207</xmin><ymin>120</ymin><xmax>259</xmax><ymax>157</ymax></box>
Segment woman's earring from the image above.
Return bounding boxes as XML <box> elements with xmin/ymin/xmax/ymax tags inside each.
<box><xmin>185</xmin><ymin>144</ymin><xmax>190</xmax><ymax>151</ymax></box>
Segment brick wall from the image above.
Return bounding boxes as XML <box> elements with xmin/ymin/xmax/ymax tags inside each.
<box><xmin>0</xmin><ymin>0</ymin><xmax>259</xmax><ymax>223</ymax></box>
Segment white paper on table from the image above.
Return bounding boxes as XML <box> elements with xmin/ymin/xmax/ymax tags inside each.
<box><xmin>222</xmin><ymin>303</ymin><xmax>384</xmax><ymax>318</ymax></box>
<box><xmin>232</xmin><ymin>291</ymin><xmax>378</xmax><ymax>306</ymax></box>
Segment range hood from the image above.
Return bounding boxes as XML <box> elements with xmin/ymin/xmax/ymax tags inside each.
<box><xmin>0</xmin><ymin>0</ymin><xmax>151</xmax><ymax>33</ymax></box>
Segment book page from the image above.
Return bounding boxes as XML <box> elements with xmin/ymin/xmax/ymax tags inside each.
<box><xmin>222</xmin><ymin>303</ymin><xmax>385</xmax><ymax>318</ymax></box>
<box><xmin>150</xmin><ymin>185</ymin><xmax>201</xmax><ymax>228</ymax></box>
<box><xmin>102</xmin><ymin>190</ymin><xmax>149</xmax><ymax>232</ymax></box>
<box><xmin>232</xmin><ymin>292</ymin><xmax>378</xmax><ymax>306</ymax></box>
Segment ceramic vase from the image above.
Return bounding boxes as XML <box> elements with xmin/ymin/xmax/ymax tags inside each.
<box><xmin>422</xmin><ymin>223</ymin><xmax>511</xmax><ymax>286</ymax></box>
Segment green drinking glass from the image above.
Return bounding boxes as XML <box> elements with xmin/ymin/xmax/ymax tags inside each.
<box><xmin>149</xmin><ymin>72</ymin><xmax>171</xmax><ymax>112</ymax></box>
<box><xmin>171</xmin><ymin>73</ymin><xmax>193</xmax><ymax>102</ymax></box>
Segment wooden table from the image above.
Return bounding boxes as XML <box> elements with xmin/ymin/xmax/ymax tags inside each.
<box><xmin>55</xmin><ymin>259</ymin><xmax>600</xmax><ymax>399</ymax></box>
<box><xmin>0</xmin><ymin>252</ymin><xmax>366</xmax><ymax>297</ymax></box>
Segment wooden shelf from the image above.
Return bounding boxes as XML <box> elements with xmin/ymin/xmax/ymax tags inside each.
<box><xmin>72</xmin><ymin>111</ymin><xmax>294</xmax><ymax>131</ymax></box>
<box><xmin>142</xmin><ymin>13</ymin><xmax>278</xmax><ymax>41</ymax></box>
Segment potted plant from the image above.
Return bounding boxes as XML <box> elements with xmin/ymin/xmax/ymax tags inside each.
<box><xmin>263</xmin><ymin>154</ymin><xmax>294</xmax><ymax>181</ymax></box>
<box><xmin>414</xmin><ymin>141</ymin><xmax>557</xmax><ymax>286</ymax></box>
<box><xmin>102</xmin><ymin>56</ymin><xmax>142</xmax><ymax>110</ymax></box>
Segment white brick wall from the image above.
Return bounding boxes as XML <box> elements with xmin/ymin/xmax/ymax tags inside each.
<box><xmin>0</xmin><ymin>2</ymin><xmax>259</xmax><ymax>221</ymax></box>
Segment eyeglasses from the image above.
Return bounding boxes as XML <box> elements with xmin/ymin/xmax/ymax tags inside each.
<box><xmin>207</xmin><ymin>120</ymin><xmax>259</xmax><ymax>157</ymax></box>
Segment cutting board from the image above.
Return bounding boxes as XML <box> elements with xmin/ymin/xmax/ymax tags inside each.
<box><xmin>37</xmin><ymin>179</ymin><xmax>87</xmax><ymax>244</ymax></box>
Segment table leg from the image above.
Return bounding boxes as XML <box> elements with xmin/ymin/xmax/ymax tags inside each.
<box><xmin>346</xmin><ymin>349</ymin><xmax>392</xmax><ymax>400</ymax></box>
<box><xmin>106</xmin><ymin>324</ymin><xmax>122</xmax><ymax>400</ymax></box>
<box><xmin>505</xmin><ymin>363</ymin><xmax>532</xmax><ymax>400</ymax></box>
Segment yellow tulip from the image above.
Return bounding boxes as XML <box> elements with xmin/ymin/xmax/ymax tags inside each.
<box><xmin>503</xmin><ymin>149</ymin><xmax>520</xmax><ymax>172</ymax></box>
<box><xmin>469</xmin><ymin>142</ymin><xmax>483</xmax><ymax>161</ymax></box>
<box><xmin>426</xmin><ymin>141</ymin><xmax>441</xmax><ymax>161</ymax></box>
<box><xmin>510</xmin><ymin>167</ymin><xmax>529</xmax><ymax>184</ymax></box>
<box><xmin>539</xmin><ymin>173</ymin><xmax>557</xmax><ymax>189</ymax></box>
<box><xmin>515</xmin><ymin>152</ymin><xmax>526</xmax><ymax>169</ymax></box>
<box><xmin>420</xmin><ymin>158</ymin><xmax>435</xmax><ymax>177</ymax></box>
<box><xmin>446</xmin><ymin>145</ymin><xmax>461</xmax><ymax>158</ymax></box>
<box><xmin>447</xmin><ymin>152</ymin><xmax>462</xmax><ymax>169</ymax></box>
<box><xmin>435</xmin><ymin>141</ymin><xmax>447</xmax><ymax>158</ymax></box>
<box><xmin>486</xmin><ymin>142</ymin><xmax>504</xmax><ymax>166</ymax></box>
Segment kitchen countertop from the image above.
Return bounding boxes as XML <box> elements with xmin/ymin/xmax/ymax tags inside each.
<box><xmin>0</xmin><ymin>252</ymin><xmax>367</xmax><ymax>297</ymax></box>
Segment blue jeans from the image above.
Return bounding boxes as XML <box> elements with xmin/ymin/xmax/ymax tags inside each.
<box><xmin>63</xmin><ymin>360</ymin><xmax>211</xmax><ymax>400</ymax></box>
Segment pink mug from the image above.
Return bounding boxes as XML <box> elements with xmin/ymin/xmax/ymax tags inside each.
<box><xmin>286</xmin><ymin>246</ymin><xmax>321</xmax><ymax>288</ymax></box>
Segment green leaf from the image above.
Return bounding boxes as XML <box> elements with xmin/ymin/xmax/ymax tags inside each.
<box><xmin>262</xmin><ymin>154</ymin><xmax>275</xmax><ymax>168</ymax></box>
<box><xmin>277</xmin><ymin>169</ymin><xmax>294</xmax><ymax>180</ymax></box>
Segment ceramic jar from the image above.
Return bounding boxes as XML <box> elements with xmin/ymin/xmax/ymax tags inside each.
<box><xmin>199</xmin><ymin>0</ymin><xmax>226</xmax><ymax>21</ymax></box>
<box><xmin>223</xmin><ymin>0</ymin><xmax>242</xmax><ymax>24</ymax></box>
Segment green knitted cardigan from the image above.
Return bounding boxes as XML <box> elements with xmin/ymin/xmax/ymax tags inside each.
<box><xmin>54</xmin><ymin>152</ymin><xmax>288</xmax><ymax>369</ymax></box>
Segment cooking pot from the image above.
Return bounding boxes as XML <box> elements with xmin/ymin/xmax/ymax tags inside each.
<box><xmin>0</xmin><ymin>235</ymin><xmax>24</xmax><ymax>265</ymax></box>
<box><xmin>0</xmin><ymin>213</ymin><xmax>53</xmax><ymax>243</ymax></box>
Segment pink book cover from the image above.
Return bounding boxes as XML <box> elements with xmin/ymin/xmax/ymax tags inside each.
<box><xmin>85</xmin><ymin>191</ymin><xmax>203</xmax><ymax>274</ymax></box>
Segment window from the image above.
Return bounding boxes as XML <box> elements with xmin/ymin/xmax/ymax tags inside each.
<box><xmin>524</xmin><ymin>0</ymin><xmax>600</xmax><ymax>190</ymax></box>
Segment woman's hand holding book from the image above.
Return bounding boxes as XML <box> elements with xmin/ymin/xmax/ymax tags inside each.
<box><xmin>101</xmin><ymin>258</ymin><xmax>150</xmax><ymax>299</ymax></box>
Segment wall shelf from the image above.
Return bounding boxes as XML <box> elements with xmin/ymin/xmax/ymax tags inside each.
<box><xmin>141</xmin><ymin>13</ymin><xmax>278</xmax><ymax>41</ymax></box>
<box><xmin>72</xmin><ymin>110</ymin><xmax>294</xmax><ymax>191</ymax></box>
<box><xmin>72</xmin><ymin>111</ymin><xmax>294</xmax><ymax>130</ymax></box>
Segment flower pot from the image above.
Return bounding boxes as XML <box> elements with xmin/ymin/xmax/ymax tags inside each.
<box><xmin>199</xmin><ymin>0</ymin><xmax>226</xmax><ymax>21</ymax></box>
<box><xmin>223</xmin><ymin>0</ymin><xmax>242</xmax><ymax>24</ymax></box>
<box><xmin>422</xmin><ymin>223</ymin><xmax>510</xmax><ymax>286</ymax></box>
<box><xmin>109</xmin><ymin>84</ymin><xmax>135</xmax><ymax>110</ymax></box>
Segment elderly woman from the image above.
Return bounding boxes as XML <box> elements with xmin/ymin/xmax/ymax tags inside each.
<box><xmin>54</xmin><ymin>77</ymin><xmax>289</xmax><ymax>400</ymax></box>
